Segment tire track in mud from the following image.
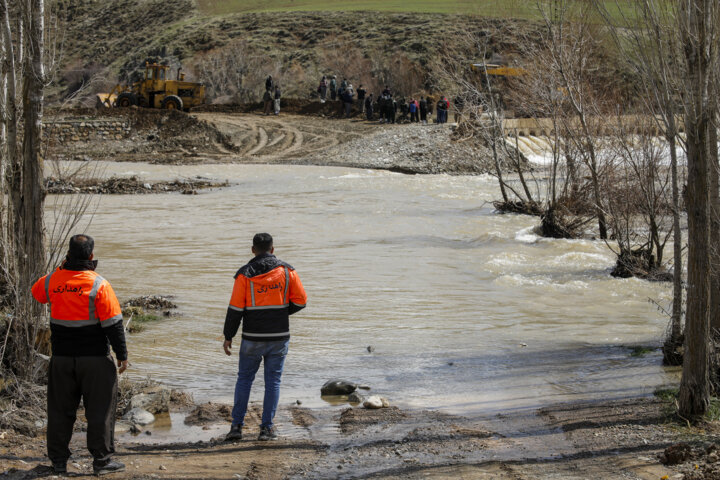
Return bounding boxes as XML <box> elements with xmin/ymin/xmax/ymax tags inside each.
<box><xmin>192</xmin><ymin>113</ymin><xmax>370</xmax><ymax>162</ymax></box>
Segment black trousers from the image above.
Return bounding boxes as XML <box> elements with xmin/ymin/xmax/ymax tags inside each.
<box><xmin>47</xmin><ymin>355</ymin><xmax>117</xmax><ymax>464</ymax></box>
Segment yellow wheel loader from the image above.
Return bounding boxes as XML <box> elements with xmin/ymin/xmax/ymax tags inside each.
<box><xmin>97</xmin><ymin>63</ymin><xmax>205</xmax><ymax>111</ymax></box>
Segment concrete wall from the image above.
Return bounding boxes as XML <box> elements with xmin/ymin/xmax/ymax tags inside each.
<box><xmin>502</xmin><ymin>115</ymin><xmax>685</xmax><ymax>137</ymax></box>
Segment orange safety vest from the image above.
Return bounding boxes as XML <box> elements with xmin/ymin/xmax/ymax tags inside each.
<box><xmin>31</xmin><ymin>268</ymin><xmax>123</xmax><ymax>328</ymax></box>
<box><xmin>227</xmin><ymin>264</ymin><xmax>307</xmax><ymax>340</ymax></box>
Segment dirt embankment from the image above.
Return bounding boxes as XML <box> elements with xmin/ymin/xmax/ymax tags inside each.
<box><xmin>47</xmin><ymin>107</ymin><xmax>236</xmax><ymax>165</ymax></box>
<box><xmin>50</xmin><ymin>104</ymin><xmax>508</xmax><ymax>175</ymax></box>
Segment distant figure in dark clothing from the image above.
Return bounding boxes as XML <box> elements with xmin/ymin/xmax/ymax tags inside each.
<box><xmin>365</xmin><ymin>93</ymin><xmax>374</xmax><ymax>120</ymax></box>
<box><xmin>436</xmin><ymin>97</ymin><xmax>449</xmax><ymax>124</ymax></box>
<box><xmin>330</xmin><ymin>76</ymin><xmax>337</xmax><ymax>101</ymax></box>
<box><xmin>263</xmin><ymin>90</ymin><xmax>273</xmax><ymax>115</ymax></box>
<box><xmin>341</xmin><ymin>88</ymin><xmax>353</xmax><ymax>117</ymax></box>
<box><xmin>454</xmin><ymin>96</ymin><xmax>464</xmax><ymax>123</ymax></box>
<box><xmin>339</xmin><ymin>78</ymin><xmax>348</xmax><ymax>97</ymax></box>
<box><xmin>381</xmin><ymin>96</ymin><xmax>390</xmax><ymax>124</ymax></box>
<box><xmin>384</xmin><ymin>97</ymin><xmax>396</xmax><ymax>124</ymax></box>
<box><xmin>273</xmin><ymin>86</ymin><xmax>281</xmax><ymax>115</ymax></box>
<box><xmin>318</xmin><ymin>76</ymin><xmax>328</xmax><ymax>103</ymax></box>
<box><xmin>382</xmin><ymin>86</ymin><xmax>391</xmax><ymax>98</ymax></box>
<box><xmin>419</xmin><ymin>97</ymin><xmax>428</xmax><ymax>124</ymax></box>
<box><xmin>265</xmin><ymin>75</ymin><xmax>273</xmax><ymax>92</ymax></box>
<box><xmin>357</xmin><ymin>85</ymin><xmax>367</xmax><ymax>114</ymax></box>
<box><xmin>399</xmin><ymin>100</ymin><xmax>409</xmax><ymax>122</ymax></box>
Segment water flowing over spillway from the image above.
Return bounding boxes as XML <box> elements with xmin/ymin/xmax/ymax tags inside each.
<box><xmin>47</xmin><ymin>162</ymin><xmax>676</xmax><ymax>415</ymax></box>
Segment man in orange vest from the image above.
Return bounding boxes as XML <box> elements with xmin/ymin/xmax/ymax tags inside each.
<box><xmin>31</xmin><ymin>234</ymin><xmax>127</xmax><ymax>476</ymax></box>
<box><xmin>223</xmin><ymin>233</ymin><xmax>307</xmax><ymax>441</ymax></box>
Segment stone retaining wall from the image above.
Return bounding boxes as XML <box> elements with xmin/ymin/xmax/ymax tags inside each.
<box><xmin>44</xmin><ymin>118</ymin><xmax>131</xmax><ymax>144</ymax></box>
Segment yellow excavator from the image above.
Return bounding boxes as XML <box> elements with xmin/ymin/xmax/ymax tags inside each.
<box><xmin>97</xmin><ymin>62</ymin><xmax>205</xmax><ymax>111</ymax></box>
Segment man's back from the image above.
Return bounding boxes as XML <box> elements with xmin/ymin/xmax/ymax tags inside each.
<box><xmin>223</xmin><ymin>233</ymin><xmax>308</xmax><ymax>442</ymax></box>
<box><xmin>224</xmin><ymin>252</ymin><xmax>306</xmax><ymax>342</ymax></box>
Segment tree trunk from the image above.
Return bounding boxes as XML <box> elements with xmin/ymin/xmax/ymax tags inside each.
<box><xmin>677</xmin><ymin>0</ymin><xmax>715</xmax><ymax>418</ymax></box>
<box><xmin>7</xmin><ymin>0</ymin><xmax>45</xmax><ymax>378</ymax></box>
<box><xmin>709</xmin><ymin>124</ymin><xmax>720</xmax><ymax>336</ymax></box>
<box><xmin>2</xmin><ymin>0</ymin><xmax>18</xmax><ymax>287</ymax></box>
<box><xmin>679</xmin><ymin>117</ymin><xmax>712</xmax><ymax>417</ymax></box>
<box><xmin>491</xmin><ymin>125</ymin><xmax>509</xmax><ymax>203</ymax></box>
<box><xmin>19</xmin><ymin>0</ymin><xmax>45</xmax><ymax>296</ymax></box>
<box><xmin>666</xmin><ymin>132</ymin><xmax>684</xmax><ymax>360</ymax></box>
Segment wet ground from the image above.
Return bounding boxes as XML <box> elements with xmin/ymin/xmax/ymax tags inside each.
<box><xmin>0</xmin><ymin>397</ymin><xmax>685</xmax><ymax>479</ymax></box>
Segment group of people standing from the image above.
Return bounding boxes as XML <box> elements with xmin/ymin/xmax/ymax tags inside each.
<box><xmin>318</xmin><ymin>75</ymin><xmax>454</xmax><ymax>125</ymax></box>
<box><xmin>265</xmin><ymin>72</ymin><xmax>456</xmax><ymax>123</ymax></box>
<box><xmin>318</xmin><ymin>75</ymin><xmax>368</xmax><ymax>118</ymax></box>
<box><xmin>263</xmin><ymin>75</ymin><xmax>282</xmax><ymax>115</ymax></box>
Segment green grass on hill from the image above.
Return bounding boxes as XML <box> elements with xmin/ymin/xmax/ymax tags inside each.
<box><xmin>198</xmin><ymin>0</ymin><xmax>640</xmax><ymax>22</ymax></box>
<box><xmin>198</xmin><ymin>0</ymin><xmax>532</xmax><ymax>16</ymax></box>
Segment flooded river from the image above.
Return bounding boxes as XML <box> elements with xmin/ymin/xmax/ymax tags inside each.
<box><xmin>47</xmin><ymin>162</ymin><xmax>676</xmax><ymax>416</ymax></box>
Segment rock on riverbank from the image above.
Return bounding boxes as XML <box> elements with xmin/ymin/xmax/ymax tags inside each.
<box><xmin>297</xmin><ymin>122</ymin><xmax>516</xmax><ymax>175</ymax></box>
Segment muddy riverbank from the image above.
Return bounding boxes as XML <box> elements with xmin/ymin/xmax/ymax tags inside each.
<box><xmin>0</xmin><ymin>391</ymin><xmax>707</xmax><ymax>479</ymax></box>
<box><xmin>45</xmin><ymin>175</ymin><xmax>229</xmax><ymax>195</ymax></box>
<box><xmin>47</xmin><ymin>108</ymin><xmax>509</xmax><ymax>175</ymax></box>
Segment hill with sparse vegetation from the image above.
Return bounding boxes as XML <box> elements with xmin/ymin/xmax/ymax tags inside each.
<box><xmin>51</xmin><ymin>0</ymin><xmax>632</xmax><ymax>106</ymax></box>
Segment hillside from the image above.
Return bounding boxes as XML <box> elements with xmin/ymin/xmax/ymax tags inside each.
<box><xmin>52</xmin><ymin>0</ymin><xmax>630</xmax><ymax>106</ymax></box>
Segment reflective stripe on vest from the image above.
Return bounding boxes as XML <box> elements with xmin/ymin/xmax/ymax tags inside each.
<box><xmin>283</xmin><ymin>267</ymin><xmax>289</xmax><ymax>304</ymax></box>
<box><xmin>45</xmin><ymin>272</ymin><xmax>53</xmax><ymax>307</ymax></box>
<box><xmin>242</xmin><ymin>331</ymin><xmax>290</xmax><ymax>338</ymax></box>
<box><xmin>87</xmin><ymin>275</ymin><xmax>104</xmax><ymax>321</ymax></box>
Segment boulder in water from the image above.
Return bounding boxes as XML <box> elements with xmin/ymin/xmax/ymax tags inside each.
<box><xmin>321</xmin><ymin>380</ymin><xmax>369</xmax><ymax>395</ymax></box>
<box><xmin>123</xmin><ymin>408</ymin><xmax>155</xmax><ymax>426</ymax></box>
<box><xmin>348</xmin><ymin>391</ymin><xmax>365</xmax><ymax>404</ymax></box>
<box><xmin>363</xmin><ymin>396</ymin><xmax>389</xmax><ymax>409</ymax></box>
<box><xmin>129</xmin><ymin>387</ymin><xmax>171</xmax><ymax>414</ymax></box>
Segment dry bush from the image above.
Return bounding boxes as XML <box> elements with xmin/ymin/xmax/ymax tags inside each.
<box><xmin>368</xmin><ymin>50</ymin><xmax>425</xmax><ymax>98</ymax></box>
<box><xmin>188</xmin><ymin>40</ymin><xmax>284</xmax><ymax>103</ymax></box>
<box><xmin>318</xmin><ymin>34</ymin><xmax>376</xmax><ymax>92</ymax></box>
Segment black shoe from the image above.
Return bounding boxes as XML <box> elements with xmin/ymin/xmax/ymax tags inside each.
<box><xmin>51</xmin><ymin>462</ymin><xmax>67</xmax><ymax>474</ymax></box>
<box><xmin>225</xmin><ymin>424</ymin><xmax>243</xmax><ymax>441</ymax></box>
<box><xmin>93</xmin><ymin>460</ymin><xmax>125</xmax><ymax>476</ymax></box>
<box><xmin>258</xmin><ymin>425</ymin><xmax>278</xmax><ymax>441</ymax></box>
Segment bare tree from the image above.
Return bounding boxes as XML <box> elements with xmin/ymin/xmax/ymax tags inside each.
<box><xmin>537</xmin><ymin>0</ymin><xmax>610</xmax><ymax>240</ymax></box>
<box><xmin>676</xmin><ymin>0</ymin><xmax>720</xmax><ymax>418</ymax></box>
<box><xmin>604</xmin><ymin>114</ymin><xmax>674</xmax><ymax>280</ymax></box>
<box><xmin>598</xmin><ymin>0</ymin><xmax>688</xmax><ymax>363</ymax></box>
<box><xmin>0</xmin><ymin>0</ymin><xmax>47</xmax><ymax>379</ymax></box>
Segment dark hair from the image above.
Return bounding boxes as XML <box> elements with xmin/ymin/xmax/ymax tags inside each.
<box><xmin>69</xmin><ymin>234</ymin><xmax>94</xmax><ymax>260</ymax></box>
<box><xmin>253</xmin><ymin>233</ymin><xmax>273</xmax><ymax>253</ymax></box>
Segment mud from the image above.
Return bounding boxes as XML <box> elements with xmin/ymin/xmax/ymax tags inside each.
<box><xmin>183</xmin><ymin>402</ymin><xmax>232</xmax><ymax>426</ymax></box>
<box><xmin>47</xmin><ymin>106</ymin><xmax>513</xmax><ymax>175</ymax></box>
<box><xmin>0</xmin><ymin>394</ymin><xmax>710</xmax><ymax>479</ymax></box>
<box><xmin>45</xmin><ymin>175</ymin><xmax>228</xmax><ymax>194</ymax></box>
<box><xmin>338</xmin><ymin>406</ymin><xmax>407</xmax><ymax>435</ymax></box>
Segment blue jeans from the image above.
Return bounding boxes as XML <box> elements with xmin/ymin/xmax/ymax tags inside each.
<box><xmin>231</xmin><ymin>339</ymin><xmax>289</xmax><ymax>428</ymax></box>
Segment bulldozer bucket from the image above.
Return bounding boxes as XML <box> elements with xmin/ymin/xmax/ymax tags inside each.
<box><xmin>95</xmin><ymin>93</ymin><xmax>117</xmax><ymax>108</ymax></box>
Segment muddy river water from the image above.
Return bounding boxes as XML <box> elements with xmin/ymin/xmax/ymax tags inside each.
<box><xmin>47</xmin><ymin>162</ymin><xmax>677</xmax><ymax>416</ymax></box>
